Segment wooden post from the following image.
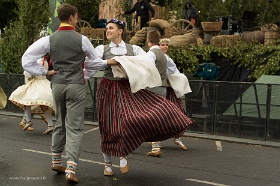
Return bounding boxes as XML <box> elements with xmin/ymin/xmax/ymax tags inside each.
<box><xmin>138</xmin><ymin>16</ymin><xmax>141</xmax><ymax>30</ymax></box>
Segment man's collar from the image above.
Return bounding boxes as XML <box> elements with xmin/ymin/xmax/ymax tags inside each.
<box><xmin>58</xmin><ymin>23</ymin><xmax>74</xmax><ymax>30</ymax></box>
<box><xmin>150</xmin><ymin>45</ymin><xmax>160</xmax><ymax>50</ymax></box>
<box><xmin>60</xmin><ymin>23</ymin><xmax>74</xmax><ymax>27</ymax></box>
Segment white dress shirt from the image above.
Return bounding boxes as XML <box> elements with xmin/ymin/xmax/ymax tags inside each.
<box><xmin>83</xmin><ymin>40</ymin><xmax>154</xmax><ymax>79</ymax></box>
<box><xmin>95</xmin><ymin>40</ymin><xmax>150</xmax><ymax>60</ymax></box>
<box><xmin>22</xmin><ymin>35</ymin><xmax>106</xmax><ymax>76</ymax></box>
<box><xmin>146</xmin><ymin>45</ymin><xmax>160</xmax><ymax>65</ymax></box>
<box><xmin>165</xmin><ymin>54</ymin><xmax>180</xmax><ymax>75</ymax></box>
<box><xmin>146</xmin><ymin>45</ymin><xmax>180</xmax><ymax>75</ymax></box>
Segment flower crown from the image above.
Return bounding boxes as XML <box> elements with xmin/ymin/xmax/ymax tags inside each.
<box><xmin>159</xmin><ymin>38</ymin><xmax>171</xmax><ymax>44</ymax></box>
<box><xmin>106</xmin><ymin>19</ymin><xmax>126</xmax><ymax>27</ymax></box>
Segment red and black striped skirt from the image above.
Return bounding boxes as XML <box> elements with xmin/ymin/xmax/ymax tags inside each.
<box><xmin>97</xmin><ymin>78</ymin><xmax>193</xmax><ymax>157</ymax></box>
<box><xmin>166</xmin><ymin>87</ymin><xmax>186</xmax><ymax>114</ymax></box>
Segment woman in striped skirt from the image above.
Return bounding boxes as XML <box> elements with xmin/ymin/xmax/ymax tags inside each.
<box><xmin>93</xmin><ymin>19</ymin><xmax>193</xmax><ymax>176</ymax></box>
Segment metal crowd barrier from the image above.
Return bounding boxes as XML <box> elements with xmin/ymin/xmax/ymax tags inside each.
<box><xmin>185</xmin><ymin>80</ymin><xmax>280</xmax><ymax>142</ymax></box>
<box><xmin>1</xmin><ymin>73</ymin><xmax>280</xmax><ymax>141</ymax></box>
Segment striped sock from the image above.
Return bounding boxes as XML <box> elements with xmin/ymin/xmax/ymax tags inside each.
<box><xmin>105</xmin><ymin>162</ymin><xmax>113</xmax><ymax>172</ymax></box>
<box><xmin>66</xmin><ymin>161</ymin><xmax>77</xmax><ymax>174</ymax></box>
<box><xmin>52</xmin><ymin>153</ymin><xmax>62</xmax><ymax>166</ymax></box>
<box><xmin>151</xmin><ymin>142</ymin><xmax>161</xmax><ymax>151</ymax></box>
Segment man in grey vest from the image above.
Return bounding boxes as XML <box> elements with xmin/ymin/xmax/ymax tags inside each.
<box><xmin>21</xmin><ymin>3</ymin><xmax>117</xmax><ymax>183</ymax></box>
<box><xmin>146</xmin><ymin>30</ymin><xmax>168</xmax><ymax>157</ymax></box>
<box><xmin>146</xmin><ymin>30</ymin><xmax>167</xmax><ymax>97</ymax></box>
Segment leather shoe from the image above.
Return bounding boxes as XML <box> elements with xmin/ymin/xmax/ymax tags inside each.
<box><xmin>19</xmin><ymin>118</ymin><xmax>26</xmax><ymax>127</ymax></box>
<box><xmin>104</xmin><ymin>168</ymin><xmax>114</xmax><ymax>176</ymax></box>
<box><xmin>43</xmin><ymin>127</ymin><xmax>53</xmax><ymax>134</ymax></box>
<box><xmin>147</xmin><ymin>150</ymin><xmax>161</xmax><ymax>157</ymax></box>
<box><xmin>19</xmin><ymin>120</ymin><xmax>34</xmax><ymax>131</ymax></box>
<box><xmin>23</xmin><ymin>121</ymin><xmax>33</xmax><ymax>131</ymax></box>
<box><xmin>174</xmin><ymin>138</ymin><xmax>187</xmax><ymax>150</ymax></box>
<box><xmin>66</xmin><ymin>172</ymin><xmax>78</xmax><ymax>183</ymax></box>
<box><xmin>52</xmin><ymin>165</ymin><xmax>66</xmax><ymax>174</ymax></box>
<box><xmin>119</xmin><ymin>157</ymin><xmax>129</xmax><ymax>174</ymax></box>
<box><xmin>120</xmin><ymin>164</ymin><xmax>129</xmax><ymax>174</ymax></box>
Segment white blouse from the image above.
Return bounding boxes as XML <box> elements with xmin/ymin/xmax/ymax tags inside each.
<box><xmin>95</xmin><ymin>40</ymin><xmax>149</xmax><ymax>59</ymax></box>
<box><xmin>84</xmin><ymin>40</ymin><xmax>154</xmax><ymax>79</ymax></box>
<box><xmin>165</xmin><ymin>54</ymin><xmax>180</xmax><ymax>75</ymax></box>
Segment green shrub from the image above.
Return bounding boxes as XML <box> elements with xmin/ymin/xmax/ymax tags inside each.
<box><xmin>0</xmin><ymin>0</ymin><xmax>49</xmax><ymax>74</ymax></box>
<box><xmin>168</xmin><ymin>42</ymin><xmax>280</xmax><ymax>80</ymax></box>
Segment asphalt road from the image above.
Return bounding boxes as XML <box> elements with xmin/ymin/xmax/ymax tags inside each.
<box><xmin>1</xmin><ymin>115</ymin><xmax>280</xmax><ymax>186</ymax></box>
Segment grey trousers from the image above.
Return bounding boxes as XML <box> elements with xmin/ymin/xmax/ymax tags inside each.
<box><xmin>51</xmin><ymin>84</ymin><xmax>86</xmax><ymax>163</ymax></box>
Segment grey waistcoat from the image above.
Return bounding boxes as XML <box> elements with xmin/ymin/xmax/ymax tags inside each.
<box><xmin>151</xmin><ymin>48</ymin><xmax>167</xmax><ymax>86</ymax></box>
<box><xmin>103</xmin><ymin>44</ymin><xmax>134</xmax><ymax>78</ymax></box>
<box><xmin>49</xmin><ymin>30</ymin><xmax>85</xmax><ymax>84</ymax></box>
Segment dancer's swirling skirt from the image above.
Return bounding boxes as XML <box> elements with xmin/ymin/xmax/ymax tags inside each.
<box><xmin>97</xmin><ymin>78</ymin><xmax>193</xmax><ymax>157</ymax></box>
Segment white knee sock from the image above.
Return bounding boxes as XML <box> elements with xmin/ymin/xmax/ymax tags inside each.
<box><xmin>120</xmin><ymin>157</ymin><xmax>128</xmax><ymax>167</ymax></box>
<box><xmin>24</xmin><ymin>106</ymin><xmax>32</xmax><ymax>122</ymax></box>
<box><xmin>103</xmin><ymin>153</ymin><xmax>112</xmax><ymax>163</ymax></box>
<box><xmin>44</xmin><ymin>110</ymin><xmax>53</xmax><ymax>127</ymax></box>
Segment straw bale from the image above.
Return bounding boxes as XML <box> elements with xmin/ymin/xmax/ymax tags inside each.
<box><xmin>210</xmin><ymin>35</ymin><xmax>242</xmax><ymax>47</ymax></box>
<box><xmin>148</xmin><ymin>19</ymin><xmax>170</xmax><ymax>30</ymax></box>
<box><xmin>129</xmin><ymin>28</ymin><xmax>147</xmax><ymax>45</ymax></box>
<box><xmin>169</xmin><ymin>33</ymin><xmax>196</xmax><ymax>46</ymax></box>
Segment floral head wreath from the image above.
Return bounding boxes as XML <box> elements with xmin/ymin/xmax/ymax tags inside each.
<box><xmin>159</xmin><ymin>38</ymin><xmax>171</xmax><ymax>44</ymax></box>
<box><xmin>106</xmin><ymin>19</ymin><xmax>126</xmax><ymax>27</ymax></box>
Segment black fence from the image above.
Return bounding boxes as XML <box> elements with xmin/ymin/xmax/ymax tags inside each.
<box><xmin>0</xmin><ymin>74</ymin><xmax>100</xmax><ymax>121</ymax></box>
<box><xmin>1</xmin><ymin>74</ymin><xmax>280</xmax><ymax>142</ymax></box>
<box><xmin>185</xmin><ymin>80</ymin><xmax>280</xmax><ymax>142</ymax></box>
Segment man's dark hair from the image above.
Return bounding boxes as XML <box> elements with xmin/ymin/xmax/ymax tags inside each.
<box><xmin>57</xmin><ymin>3</ymin><xmax>78</xmax><ymax>22</ymax></box>
<box><xmin>147</xmin><ymin>30</ymin><xmax>161</xmax><ymax>44</ymax></box>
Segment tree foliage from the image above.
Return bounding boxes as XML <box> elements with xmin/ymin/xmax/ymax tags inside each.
<box><xmin>168</xmin><ymin>42</ymin><xmax>280</xmax><ymax>80</ymax></box>
<box><xmin>163</xmin><ymin>0</ymin><xmax>280</xmax><ymax>27</ymax></box>
<box><xmin>0</xmin><ymin>0</ymin><xmax>17</xmax><ymax>30</ymax></box>
<box><xmin>66</xmin><ymin>0</ymin><xmax>99</xmax><ymax>27</ymax></box>
<box><xmin>1</xmin><ymin>0</ymin><xmax>280</xmax><ymax>74</ymax></box>
<box><xmin>0</xmin><ymin>0</ymin><xmax>49</xmax><ymax>74</ymax></box>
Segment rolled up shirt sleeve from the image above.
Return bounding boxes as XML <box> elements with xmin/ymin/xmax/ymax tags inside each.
<box><xmin>146</xmin><ymin>50</ymin><xmax>156</xmax><ymax>65</ymax></box>
<box><xmin>22</xmin><ymin>36</ymin><xmax>50</xmax><ymax>76</ymax></box>
<box><xmin>82</xmin><ymin>36</ymin><xmax>107</xmax><ymax>68</ymax></box>
<box><xmin>82</xmin><ymin>36</ymin><xmax>107</xmax><ymax>79</ymax></box>
<box><xmin>166</xmin><ymin>54</ymin><xmax>180</xmax><ymax>75</ymax></box>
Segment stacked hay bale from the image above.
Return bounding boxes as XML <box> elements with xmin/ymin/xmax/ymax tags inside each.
<box><xmin>261</xmin><ymin>23</ymin><xmax>279</xmax><ymax>46</ymax></box>
<box><xmin>169</xmin><ymin>33</ymin><xmax>196</xmax><ymax>46</ymax></box>
<box><xmin>148</xmin><ymin>19</ymin><xmax>170</xmax><ymax>37</ymax></box>
<box><xmin>210</xmin><ymin>35</ymin><xmax>242</xmax><ymax>47</ymax></box>
<box><xmin>129</xmin><ymin>19</ymin><xmax>171</xmax><ymax>45</ymax></box>
<box><xmin>81</xmin><ymin>28</ymin><xmax>93</xmax><ymax>38</ymax></box>
<box><xmin>129</xmin><ymin>27</ymin><xmax>147</xmax><ymax>45</ymax></box>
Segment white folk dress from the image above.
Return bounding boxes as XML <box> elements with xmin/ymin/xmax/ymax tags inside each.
<box><xmin>9</xmin><ymin>58</ymin><xmax>54</xmax><ymax>113</ymax></box>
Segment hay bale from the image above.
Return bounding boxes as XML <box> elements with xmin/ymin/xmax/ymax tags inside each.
<box><xmin>90</xmin><ymin>28</ymin><xmax>105</xmax><ymax>40</ymax></box>
<box><xmin>148</xmin><ymin>19</ymin><xmax>170</xmax><ymax>30</ymax></box>
<box><xmin>129</xmin><ymin>28</ymin><xmax>147</xmax><ymax>45</ymax></box>
<box><xmin>197</xmin><ymin>38</ymin><xmax>203</xmax><ymax>46</ymax></box>
<box><xmin>162</xmin><ymin>28</ymin><xmax>169</xmax><ymax>38</ymax></box>
<box><xmin>210</xmin><ymin>35</ymin><xmax>242</xmax><ymax>47</ymax></box>
<box><xmin>81</xmin><ymin>28</ymin><xmax>93</xmax><ymax>38</ymax></box>
<box><xmin>169</xmin><ymin>33</ymin><xmax>196</xmax><ymax>46</ymax></box>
